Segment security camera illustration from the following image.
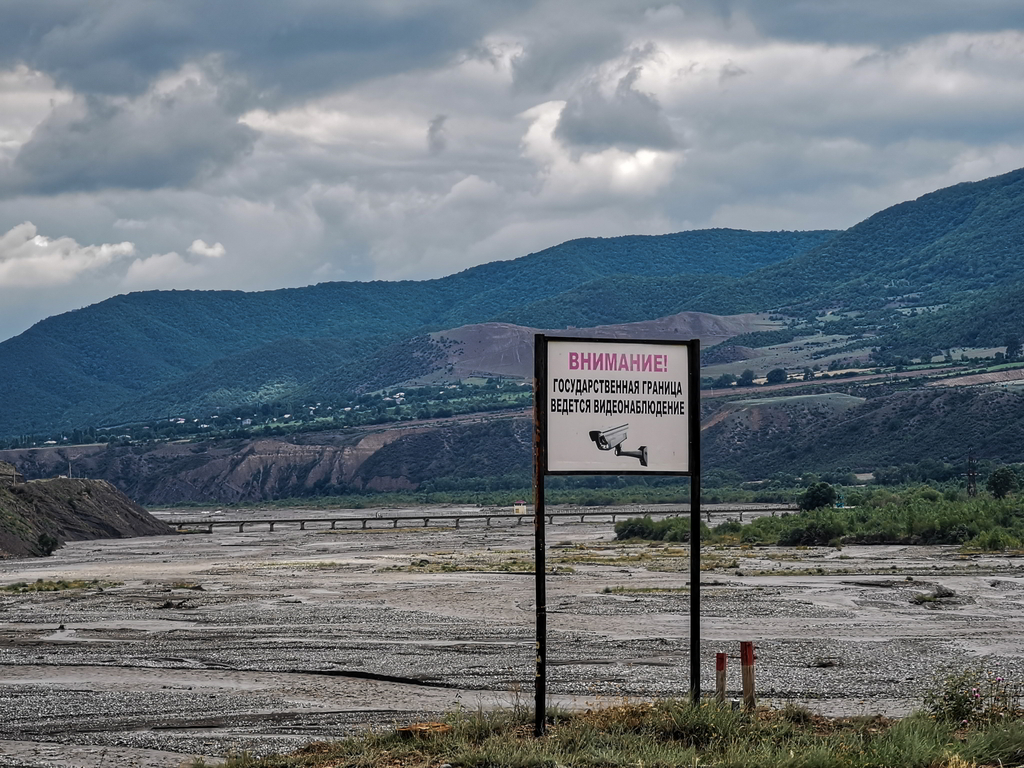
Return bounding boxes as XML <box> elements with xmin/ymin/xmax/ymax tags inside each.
<box><xmin>588</xmin><ymin>423</ymin><xmax>648</xmax><ymax>467</ymax></box>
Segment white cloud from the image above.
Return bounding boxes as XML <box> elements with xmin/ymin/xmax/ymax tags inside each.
<box><xmin>1</xmin><ymin>4</ymin><xmax>1024</xmax><ymax>341</ymax></box>
<box><xmin>521</xmin><ymin>101</ymin><xmax>681</xmax><ymax>201</ymax></box>
<box><xmin>0</xmin><ymin>220</ymin><xmax>246</xmax><ymax>335</ymax></box>
<box><xmin>187</xmin><ymin>239</ymin><xmax>226</xmax><ymax>259</ymax></box>
<box><xmin>123</xmin><ymin>237</ymin><xmax>228</xmax><ymax>289</ymax></box>
<box><xmin>122</xmin><ymin>251</ymin><xmax>203</xmax><ymax>289</ymax></box>
<box><xmin>0</xmin><ymin>66</ymin><xmax>73</xmax><ymax>152</ymax></box>
<box><xmin>121</xmin><ymin>251</ymin><xmax>187</xmax><ymax>287</ymax></box>
<box><xmin>0</xmin><ymin>222</ymin><xmax>134</xmax><ymax>287</ymax></box>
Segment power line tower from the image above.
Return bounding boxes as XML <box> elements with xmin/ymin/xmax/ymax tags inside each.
<box><xmin>967</xmin><ymin>450</ymin><xmax>978</xmax><ymax>498</ymax></box>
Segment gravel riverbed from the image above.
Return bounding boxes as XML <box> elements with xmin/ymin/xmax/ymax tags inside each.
<box><xmin>2</xmin><ymin>505</ymin><xmax>1024</xmax><ymax>767</ymax></box>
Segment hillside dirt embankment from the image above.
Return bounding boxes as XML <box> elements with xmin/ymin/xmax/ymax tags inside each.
<box><xmin>0</xmin><ymin>414</ymin><xmax>532</xmax><ymax>506</ymax></box>
<box><xmin>4</xmin><ymin>378</ymin><xmax>1024</xmax><ymax>507</ymax></box>
<box><xmin>0</xmin><ymin>478</ymin><xmax>172</xmax><ymax>558</ymax></box>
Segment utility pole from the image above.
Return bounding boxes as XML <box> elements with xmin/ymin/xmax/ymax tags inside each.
<box><xmin>967</xmin><ymin>450</ymin><xmax>978</xmax><ymax>498</ymax></box>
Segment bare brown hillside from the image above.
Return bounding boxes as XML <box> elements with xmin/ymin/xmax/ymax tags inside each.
<box><xmin>0</xmin><ymin>477</ymin><xmax>172</xmax><ymax>558</ymax></box>
<box><xmin>430</xmin><ymin>312</ymin><xmax>778</xmax><ymax>381</ymax></box>
<box><xmin>0</xmin><ymin>415</ymin><xmax>531</xmax><ymax>505</ymax></box>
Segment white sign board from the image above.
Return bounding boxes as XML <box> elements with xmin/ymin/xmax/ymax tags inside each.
<box><xmin>544</xmin><ymin>338</ymin><xmax>691</xmax><ymax>473</ymax></box>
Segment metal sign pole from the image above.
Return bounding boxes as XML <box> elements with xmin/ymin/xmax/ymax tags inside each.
<box><xmin>688</xmin><ymin>339</ymin><xmax>702</xmax><ymax>704</ymax></box>
<box><xmin>533</xmin><ymin>471</ymin><xmax>547</xmax><ymax>736</ymax></box>
<box><xmin>533</xmin><ymin>335</ymin><xmax>548</xmax><ymax>737</ymax></box>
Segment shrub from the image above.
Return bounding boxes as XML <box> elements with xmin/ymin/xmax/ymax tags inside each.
<box><xmin>799</xmin><ymin>482</ymin><xmax>837</xmax><ymax>511</ymax></box>
<box><xmin>713</xmin><ymin>520</ymin><xmax>743</xmax><ymax>537</ymax></box>
<box><xmin>778</xmin><ymin>509</ymin><xmax>847</xmax><ymax>546</ymax></box>
<box><xmin>37</xmin><ymin>532</ymin><xmax>59</xmax><ymax>556</ymax></box>
<box><xmin>987</xmin><ymin>466</ymin><xmax>1019</xmax><ymax>499</ymax></box>
<box><xmin>614</xmin><ymin>515</ymin><xmax>709</xmax><ymax>542</ymax></box>
<box><xmin>924</xmin><ymin>666</ymin><xmax>1024</xmax><ymax>725</ymax></box>
<box><xmin>966</xmin><ymin>528</ymin><xmax>1021</xmax><ymax>551</ymax></box>
<box><xmin>614</xmin><ymin>515</ymin><xmax>659</xmax><ymax>540</ymax></box>
<box><xmin>618</xmin><ymin>495</ymin><xmax>1024</xmax><ymax>550</ymax></box>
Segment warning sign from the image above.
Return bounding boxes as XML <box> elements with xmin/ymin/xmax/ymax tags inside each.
<box><xmin>541</xmin><ymin>337</ymin><xmax>693</xmax><ymax>474</ymax></box>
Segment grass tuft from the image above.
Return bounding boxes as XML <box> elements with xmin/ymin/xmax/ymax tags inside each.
<box><xmin>190</xmin><ymin>695</ymin><xmax>1024</xmax><ymax>768</ymax></box>
<box><xmin>0</xmin><ymin>578</ymin><xmax>116</xmax><ymax>593</ymax></box>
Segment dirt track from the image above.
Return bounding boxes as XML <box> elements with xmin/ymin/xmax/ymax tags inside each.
<box><xmin>2</xmin><ymin>506</ymin><xmax>1024</xmax><ymax>767</ymax></box>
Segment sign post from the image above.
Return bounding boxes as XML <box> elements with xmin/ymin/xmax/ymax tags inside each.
<box><xmin>533</xmin><ymin>335</ymin><xmax>701</xmax><ymax>736</ymax></box>
<box><xmin>532</xmin><ymin>341</ymin><xmax>548</xmax><ymax>736</ymax></box>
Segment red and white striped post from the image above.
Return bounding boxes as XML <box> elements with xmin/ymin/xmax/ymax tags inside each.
<box><xmin>740</xmin><ymin>641</ymin><xmax>756</xmax><ymax>711</ymax></box>
<box><xmin>715</xmin><ymin>652</ymin><xmax>727</xmax><ymax>704</ymax></box>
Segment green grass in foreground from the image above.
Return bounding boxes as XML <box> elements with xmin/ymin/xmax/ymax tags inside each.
<box><xmin>194</xmin><ymin>698</ymin><xmax>1024</xmax><ymax>768</ymax></box>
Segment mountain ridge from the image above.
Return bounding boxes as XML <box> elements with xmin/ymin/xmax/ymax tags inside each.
<box><xmin>0</xmin><ymin>229</ymin><xmax>831</xmax><ymax>437</ymax></box>
<box><xmin>5</xmin><ymin>165</ymin><xmax>1024</xmax><ymax>443</ymax></box>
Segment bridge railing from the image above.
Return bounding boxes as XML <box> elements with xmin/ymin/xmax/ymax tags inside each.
<box><xmin>165</xmin><ymin>504</ymin><xmax>797</xmax><ymax>534</ymax></box>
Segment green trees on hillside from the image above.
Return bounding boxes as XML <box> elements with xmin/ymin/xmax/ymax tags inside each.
<box><xmin>711</xmin><ymin>373</ymin><xmax>736</xmax><ymax>389</ymax></box>
<box><xmin>0</xmin><ymin>229</ymin><xmax>835</xmax><ymax>439</ymax></box>
<box><xmin>1005</xmin><ymin>335</ymin><xmax>1021</xmax><ymax>360</ymax></box>
<box><xmin>37</xmin><ymin>532</ymin><xmax>59</xmax><ymax>556</ymax></box>
<box><xmin>688</xmin><ymin>167</ymin><xmax>1024</xmax><ymax>326</ymax></box>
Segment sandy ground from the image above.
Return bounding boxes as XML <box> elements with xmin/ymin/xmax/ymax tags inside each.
<box><xmin>2</xmin><ymin>505</ymin><xmax>1024</xmax><ymax>767</ymax></box>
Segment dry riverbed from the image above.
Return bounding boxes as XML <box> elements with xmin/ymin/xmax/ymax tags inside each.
<box><xmin>2</xmin><ymin>505</ymin><xmax>1024</xmax><ymax>767</ymax></box>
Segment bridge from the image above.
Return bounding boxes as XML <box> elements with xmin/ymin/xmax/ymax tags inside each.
<box><xmin>163</xmin><ymin>504</ymin><xmax>798</xmax><ymax>534</ymax></box>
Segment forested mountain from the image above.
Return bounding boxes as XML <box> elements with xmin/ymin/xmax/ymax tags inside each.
<box><xmin>4</xmin><ymin>165</ymin><xmax>1024</xmax><ymax>442</ymax></box>
<box><xmin>433</xmin><ymin>229</ymin><xmax>832</xmax><ymax>328</ymax></box>
<box><xmin>693</xmin><ymin>167</ymin><xmax>1024</xmax><ymax>314</ymax></box>
<box><xmin>506</xmin><ymin>168</ymin><xmax>1024</xmax><ymax>325</ymax></box>
<box><xmin>496</xmin><ymin>273</ymin><xmax>736</xmax><ymax>328</ymax></box>
<box><xmin>0</xmin><ymin>229</ymin><xmax>830</xmax><ymax>437</ymax></box>
<box><xmin>495</xmin><ymin>168</ymin><xmax>1024</xmax><ymax>354</ymax></box>
<box><xmin>885</xmin><ymin>282</ymin><xmax>1024</xmax><ymax>355</ymax></box>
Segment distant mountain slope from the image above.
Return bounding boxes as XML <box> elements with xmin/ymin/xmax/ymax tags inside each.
<box><xmin>692</xmin><ymin>167</ymin><xmax>1024</xmax><ymax>314</ymax></box>
<box><xmin>0</xmin><ymin>284</ymin><xmax>429</xmax><ymax>433</ymax></box>
<box><xmin>703</xmin><ymin>387</ymin><xmax>1024</xmax><ymax>477</ymax></box>
<box><xmin>459</xmin><ymin>167</ymin><xmax>1024</xmax><ymax>332</ymax></box>
<box><xmin>0</xmin><ymin>229</ymin><xmax>830</xmax><ymax>437</ymax></box>
<box><xmin>491</xmin><ymin>168</ymin><xmax>1024</xmax><ymax>355</ymax></box>
<box><xmin>495</xmin><ymin>273</ymin><xmax>737</xmax><ymax>328</ymax></box>
<box><xmin>100</xmin><ymin>312</ymin><xmax>776</xmax><ymax>421</ymax></box>
<box><xmin>5</xmin><ymin>164</ymin><xmax>1024</xmax><ymax>443</ymax></box>
<box><xmin>883</xmin><ymin>281</ymin><xmax>1024</xmax><ymax>357</ymax></box>
<box><xmin>434</xmin><ymin>229</ymin><xmax>835</xmax><ymax>327</ymax></box>
<box><xmin>0</xmin><ymin>418</ymin><xmax>533</xmax><ymax>504</ymax></box>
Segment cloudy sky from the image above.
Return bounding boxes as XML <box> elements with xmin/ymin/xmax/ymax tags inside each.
<box><xmin>1</xmin><ymin>1</ymin><xmax>1023</xmax><ymax>341</ymax></box>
